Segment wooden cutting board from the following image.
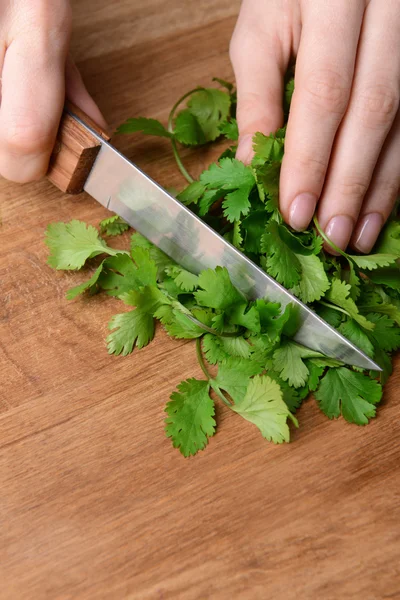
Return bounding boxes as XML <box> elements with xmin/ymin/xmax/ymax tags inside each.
<box><xmin>0</xmin><ymin>1</ymin><xmax>399</xmax><ymax>598</ymax></box>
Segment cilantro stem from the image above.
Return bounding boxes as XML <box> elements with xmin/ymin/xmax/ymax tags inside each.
<box><xmin>195</xmin><ymin>338</ymin><xmax>232</xmax><ymax>406</ymax></box>
<box><xmin>170</xmin><ymin>138</ymin><xmax>194</xmax><ymax>183</ymax></box>
<box><xmin>168</xmin><ymin>88</ymin><xmax>206</xmax><ymax>184</ymax></box>
<box><xmin>318</xmin><ymin>300</ymin><xmax>351</xmax><ymax>317</ymax></box>
<box><xmin>313</xmin><ymin>216</ymin><xmax>349</xmax><ymax>259</ymax></box>
<box><xmin>196</xmin><ymin>337</ymin><xmax>211</xmax><ymax>378</ymax></box>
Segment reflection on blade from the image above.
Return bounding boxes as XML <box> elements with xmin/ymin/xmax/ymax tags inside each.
<box><xmin>80</xmin><ymin>126</ymin><xmax>381</xmax><ymax>372</ymax></box>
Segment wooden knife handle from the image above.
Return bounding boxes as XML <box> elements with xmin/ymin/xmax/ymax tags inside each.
<box><xmin>47</xmin><ymin>102</ymin><xmax>110</xmax><ymax>194</ymax></box>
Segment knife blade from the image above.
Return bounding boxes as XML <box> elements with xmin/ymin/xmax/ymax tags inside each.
<box><xmin>48</xmin><ymin>106</ymin><xmax>381</xmax><ymax>372</ymax></box>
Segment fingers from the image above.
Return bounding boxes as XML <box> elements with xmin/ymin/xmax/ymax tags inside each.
<box><xmin>65</xmin><ymin>55</ymin><xmax>108</xmax><ymax>130</ymax></box>
<box><xmin>279</xmin><ymin>0</ymin><xmax>364</xmax><ymax>231</ymax></box>
<box><xmin>230</xmin><ymin>0</ymin><xmax>293</xmax><ymax>164</ymax></box>
<box><xmin>0</xmin><ymin>5</ymin><xmax>72</xmax><ymax>183</ymax></box>
<box><xmin>351</xmin><ymin>110</ymin><xmax>400</xmax><ymax>253</ymax></box>
<box><xmin>316</xmin><ymin>0</ymin><xmax>400</xmax><ymax>253</ymax></box>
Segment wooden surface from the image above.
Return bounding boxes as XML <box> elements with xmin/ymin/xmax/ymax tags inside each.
<box><xmin>0</xmin><ymin>1</ymin><xmax>399</xmax><ymax>598</ymax></box>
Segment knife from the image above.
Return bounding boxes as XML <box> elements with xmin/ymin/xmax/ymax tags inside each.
<box><xmin>47</xmin><ymin>104</ymin><xmax>381</xmax><ymax>372</ymax></box>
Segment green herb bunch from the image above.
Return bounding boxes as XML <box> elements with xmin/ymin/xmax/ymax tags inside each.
<box><xmin>45</xmin><ymin>78</ymin><xmax>400</xmax><ymax>456</ymax></box>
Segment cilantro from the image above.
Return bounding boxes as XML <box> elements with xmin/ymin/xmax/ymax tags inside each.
<box><xmin>116</xmin><ymin>117</ymin><xmax>172</xmax><ymax>138</ymax></box>
<box><xmin>325</xmin><ymin>279</ymin><xmax>375</xmax><ymax>330</ymax></box>
<box><xmin>66</xmin><ymin>260</ymin><xmax>107</xmax><ymax>300</ymax></box>
<box><xmin>218</xmin><ymin>119</ymin><xmax>239</xmax><ymax>141</ymax></box>
<box><xmin>99</xmin><ymin>215</ymin><xmax>130</xmax><ymax>236</ymax></box>
<box><xmin>273</xmin><ymin>341</ymin><xmax>323</xmax><ymax>388</ymax></box>
<box><xmin>165</xmin><ymin>379</ymin><xmax>216</xmax><ymax>457</ymax></box>
<box><xmin>187</xmin><ymin>88</ymin><xmax>231</xmax><ymax>141</ymax></box>
<box><xmin>261</xmin><ymin>221</ymin><xmax>301</xmax><ymax>288</ymax></box>
<box><xmin>200</xmin><ymin>158</ymin><xmax>255</xmax><ymax>222</ymax></box>
<box><xmin>174</xmin><ymin>110</ymin><xmax>206</xmax><ymax>145</ymax></box>
<box><xmin>107</xmin><ymin>309</ymin><xmax>155</xmax><ymax>355</ymax></box>
<box><xmin>339</xmin><ymin>319</ymin><xmax>375</xmax><ymax>358</ymax></box>
<box><xmin>213</xmin><ymin>357</ymin><xmax>262</xmax><ymax>402</ymax></box>
<box><xmin>45</xmin><ymin>220</ymin><xmax>124</xmax><ymax>270</ymax></box>
<box><xmin>45</xmin><ymin>78</ymin><xmax>400</xmax><ymax>457</ymax></box>
<box><xmin>101</xmin><ymin>248</ymin><xmax>158</xmax><ymax>297</ymax></box>
<box><xmin>232</xmin><ymin>375</ymin><xmax>297</xmax><ymax>444</ymax></box>
<box><xmin>194</xmin><ymin>266</ymin><xmax>244</xmax><ymax>309</ymax></box>
<box><xmin>291</xmin><ymin>253</ymin><xmax>330</xmax><ymax>303</ymax></box>
<box><xmin>349</xmin><ymin>254</ymin><xmax>398</xmax><ymax>270</ymax></box>
<box><xmin>315</xmin><ymin>368</ymin><xmax>382</xmax><ymax>425</ymax></box>
<box><xmin>374</xmin><ymin>220</ymin><xmax>400</xmax><ymax>256</ymax></box>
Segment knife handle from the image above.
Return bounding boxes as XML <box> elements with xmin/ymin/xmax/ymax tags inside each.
<box><xmin>47</xmin><ymin>102</ymin><xmax>110</xmax><ymax>194</ymax></box>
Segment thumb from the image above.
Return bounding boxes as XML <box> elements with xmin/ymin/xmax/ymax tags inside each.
<box><xmin>65</xmin><ymin>55</ymin><xmax>108</xmax><ymax>131</ymax></box>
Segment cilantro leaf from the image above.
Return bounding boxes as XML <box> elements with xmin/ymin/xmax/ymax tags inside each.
<box><xmin>232</xmin><ymin>375</ymin><xmax>297</xmax><ymax>444</ymax></box>
<box><xmin>359</xmin><ymin>302</ymin><xmax>400</xmax><ymax>326</ymax></box>
<box><xmin>187</xmin><ymin>88</ymin><xmax>231</xmax><ymax>141</ymax></box>
<box><xmin>155</xmin><ymin>305</ymin><xmax>204</xmax><ymax>339</ymax></box>
<box><xmin>273</xmin><ymin>341</ymin><xmax>324</xmax><ymax>388</ymax></box>
<box><xmin>107</xmin><ymin>285</ymin><xmax>169</xmax><ymax>355</ymax></box>
<box><xmin>339</xmin><ymin>319</ymin><xmax>375</xmax><ymax>357</ymax></box>
<box><xmin>194</xmin><ymin>266</ymin><xmax>244</xmax><ymax>309</ymax></box>
<box><xmin>130</xmin><ymin>233</ymin><xmax>175</xmax><ymax>279</ymax></box>
<box><xmin>349</xmin><ymin>254</ymin><xmax>398</xmax><ymax>270</ymax></box>
<box><xmin>174</xmin><ymin>109</ymin><xmax>206</xmax><ymax>145</ymax></box>
<box><xmin>252</xmin><ymin>131</ymin><xmax>285</xmax><ymax>165</ymax></box>
<box><xmin>261</xmin><ymin>221</ymin><xmax>302</xmax><ymax>288</ymax></box>
<box><xmin>374</xmin><ymin>220</ymin><xmax>400</xmax><ymax>256</ymax></box>
<box><xmin>200</xmin><ymin>158</ymin><xmax>255</xmax><ymax>222</ymax></box>
<box><xmin>220</xmin><ymin>336</ymin><xmax>252</xmax><ymax>359</ymax></box>
<box><xmin>101</xmin><ymin>248</ymin><xmax>157</xmax><ymax>297</ymax></box>
<box><xmin>213</xmin><ymin>357</ymin><xmax>262</xmax><ymax>403</ymax></box>
<box><xmin>242</xmin><ymin>210</ymin><xmax>270</xmax><ymax>254</ymax></box>
<box><xmin>291</xmin><ymin>253</ymin><xmax>330</xmax><ymax>303</ymax></box>
<box><xmin>366</xmin><ymin>265</ymin><xmax>400</xmax><ymax>290</ymax></box>
<box><xmin>116</xmin><ymin>117</ymin><xmax>172</xmax><ymax>138</ymax></box>
<box><xmin>366</xmin><ymin>313</ymin><xmax>400</xmax><ymax>352</ymax></box>
<box><xmin>315</xmin><ymin>368</ymin><xmax>383</xmax><ymax>425</ymax></box>
<box><xmin>99</xmin><ymin>215</ymin><xmax>130</xmax><ymax>236</ymax></box>
<box><xmin>46</xmin><ymin>220</ymin><xmax>123</xmax><ymax>270</ymax></box>
<box><xmin>66</xmin><ymin>260</ymin><xmax>107</xmax><ymax>300</ymax></box>
<box><xmin>165</xmin><ymin>379</ymin><xmax>216</xmax><ymax>457</ymax></box>
<box><xmin>228</xmin><ymin>303</ymin><xmax>261</xmax><ymax>333</ymax></box>
<box><xmin>107</xmin><ymin>309</ymin><xmax>155</xmax><ymax>355</ymax></box>
<box><xmin>267</xmin><ymin>372</ymin><xmax>304</xmax><ymax>412</ymax></box>
<box><xmin>165</xmin><ymin>265</ymin><xmax>199</xmax><ymax>292</ymax></box>
<box><xmin>202</xmin><ymin>334</ymin><xmax>229</xmax><ymax>364</ymax></box>
<box><xmin>326</xmin><ymin>279</ymin><xmax>375</xmax><ymax>330</ymax></box>
<box><xmin>218</xmin><ymin>119</ymin><xmax>238</xmax><ymax>141</ymax></box>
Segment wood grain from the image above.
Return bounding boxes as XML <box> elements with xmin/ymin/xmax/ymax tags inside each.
<box><xmin>0</xmin><ymin>2</ymin><xmax>399</xmax><ymax>599</ymax></box>
<box><xmin>47</xmin><ymin>104</ymin><xmax>110</xmax><ymax>194</ymax></box>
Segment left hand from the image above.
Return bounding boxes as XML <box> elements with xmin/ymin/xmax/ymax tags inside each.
<box><xmin>230</xmin><ymin>0</ymin><xmax>400</xmax><ymax>254</ymax></box>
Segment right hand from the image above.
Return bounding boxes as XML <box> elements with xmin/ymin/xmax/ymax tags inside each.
<box><xmin>0</xmin><ymin>0</ymin><xmax>107</xmax><ymax>184</ymax></box>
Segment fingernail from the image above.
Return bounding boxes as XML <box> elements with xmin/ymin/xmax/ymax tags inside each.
<box><xmin>236</xmin><ymin>134</ymin><xmax>253</xmax><ymax>164</ymax></box>
<box><xmin>324</xmin><ymin>215</ymin><xmax>354</xmax><ymax>255</ymax></box>
<box><xmin>289</xmin><ymin>193</ymin><xmax>318</xmax><ymax>231</ymax></box>
<box><xmin>353</xmin><ymin>212</ymin><xmax>383</xmax><ymax>254</ymax></box>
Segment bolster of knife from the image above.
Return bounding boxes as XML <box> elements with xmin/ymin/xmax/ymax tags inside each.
<box><xmin>47</xmin><ymin>102</ymin><xmax>110</xmax><ymax>195</ymax></box>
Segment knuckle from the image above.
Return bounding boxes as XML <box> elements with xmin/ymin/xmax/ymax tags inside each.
<box><xmin>304</xmin><ymin>69</ymin><xmax>350</xmax><ymax>116</ymax></box>
<box><xmin>354</xmin><ymin>83</ymin><xmax>399</xmax><ymax>129</ymax></box>
<box><xmin>2</xmin><ymin>119</ymin><xmax>53</xmax><ymax>157</ymax></box>
<box><xmin>293</xmin><ymin>153</ymin><xmax>328</xmax><ymax>182</ymax></box>
<box><xmin>337</xmin><ymin>176</ymin><xmax>369</xmax><ymax>200</ymax></box>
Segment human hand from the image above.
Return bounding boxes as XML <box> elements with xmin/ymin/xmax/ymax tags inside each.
<box><xmin>230</xmin><ymin>0</ymin><xmax>400</xmax><ymax>254</ymax></box>
<box><xmin>0</xmin><ymin>0</ymin><xmax>106</xmax><ymax>184</ymax></box>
